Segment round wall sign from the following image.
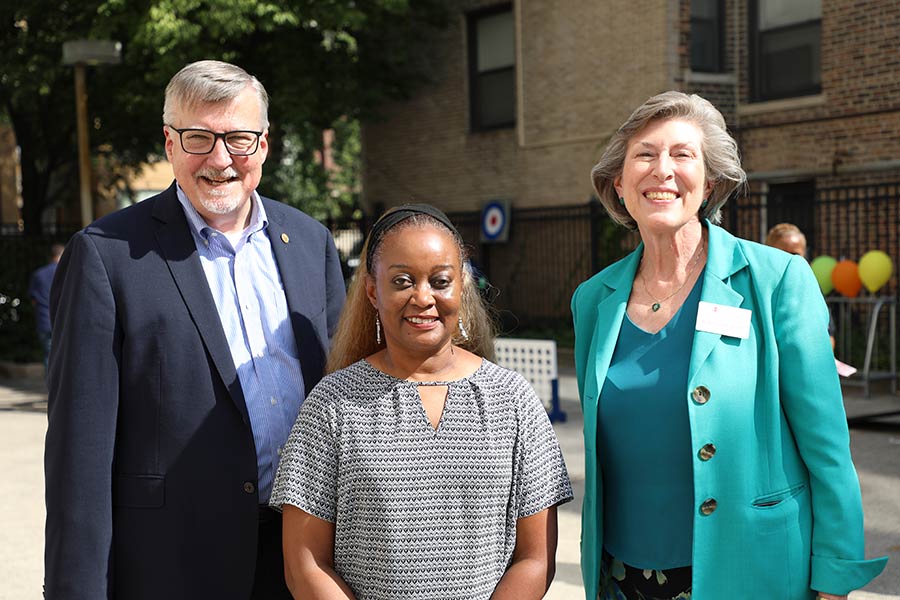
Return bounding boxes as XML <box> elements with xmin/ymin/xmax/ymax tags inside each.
<box><xmin>481</xmin><ymin>201</ymin><xmax>508</xmax><ymax>241</ymax></box>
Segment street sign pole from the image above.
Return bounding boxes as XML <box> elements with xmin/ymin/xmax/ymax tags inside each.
<box><xmin>73</xmin><ymin>63</ymin><xmax>92</xmax><ymax>228</ymax></box>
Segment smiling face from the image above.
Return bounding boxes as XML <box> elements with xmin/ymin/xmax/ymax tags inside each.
<box><xmin>164</xmin><ymin>85</ymin><xmax>268</xmax><ymax>225</ymax></box>
<box><xmin>614</xmin><ymin>118</ymin><xmax>712</xmax><ymax>234</ymax></box>
<box><xmin>365</xmin><ymin>224</ymin><xmax>463</xmax><ymax>360</ymax></box>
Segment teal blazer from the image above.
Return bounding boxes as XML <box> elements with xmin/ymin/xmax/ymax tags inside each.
<box><xmin>572</xmin><ymin>223</ymin><xmax>887</xmax><ymax>599</ymax></box>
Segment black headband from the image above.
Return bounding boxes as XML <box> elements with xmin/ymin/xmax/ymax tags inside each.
<box><xmin>365</xmin><ymin>204</ymin><xmax>460</xmax><ymax>272</ymax></box>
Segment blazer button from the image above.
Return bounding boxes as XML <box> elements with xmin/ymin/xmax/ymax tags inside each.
<box><xmin>700</xmin><ymin>498</ymin><xmax>718</xmax><ymax>515</ymax></box>
<box><xmin>243</xmin><ymin>481</ymin><xmax>256</xmax><ymax>494</ymax></box>
<box><xmin>698</xmin><ymin>443</ymin><xmax>717</xmax><ymax>461</ymax></box>
<box><xmin>691</xmin><ymin>385</ymin><xmax>711</xmax><ymax>404</ymax></box>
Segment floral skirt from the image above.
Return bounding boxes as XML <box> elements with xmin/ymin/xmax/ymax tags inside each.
<box><xmin>599</xmin><ymin>548</ymin><xmax>692</xmax><ymax>600</ymax></box>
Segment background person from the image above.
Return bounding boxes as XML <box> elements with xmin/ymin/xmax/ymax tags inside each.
<box><xmin>572</xmin><ymin>91</ymin><xmax>886</xmax><ymax>600</ymax></box>
<box><xmin>766</xmin><ymin>222</ymin><xmax>837</xmax><ymax>350</ymax></box>
<box><xmin>27</xmin><ymin>242</ymin><xmax>64</xmax><ymax>368</ymax></box>
<box><xmin>270</xmin><ymin>204</ymin><xmax>573</xmax><ymax>599</ymax></box>
<box><xmin>45</xmin><ymin>60</ymin><xmax>345</xmax><ymax>599</ymax></box>
<box><xmin>765</xmin><ymin>222</ymin><xmax>807</xmax><ymax>257</ymax></box>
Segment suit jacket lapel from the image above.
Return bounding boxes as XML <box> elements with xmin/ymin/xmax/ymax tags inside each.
<box><xmin>581</xmin><ymin>246</ymin><xmax>641</xmax><ymax>444</ymax></box>
<box><xmin>263</xmin><ymin>199</ymin><xmax>325</xmax><ymax>396</ymax></box>
<box><xmin>152</xmin><ymin>185</ymin><xmax>250</xmax><ymax>426</ymax></box>
<box><xmin>589</xmin><ymin>253</ymin><xmax>640</xmax><ymax>396</ymax></box>
<box><xmin>688</xmin><ymin>223</ymin><xmax>748</xmax><ymax>382</ymax></box>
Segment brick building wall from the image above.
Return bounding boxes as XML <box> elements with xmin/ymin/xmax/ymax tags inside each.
<box><xmin>680</xmin><ymin>0</ymin><xmax>739</xmax><ymax>127</ymax></box>
<box><xmin>362</xmin><ymin>0</ymin><xmax>677</xmax><ymax>213</ymax></box>
<box><xmin>732</xmin><ymin>0</ymin><xmax>900</xmax><ymax>181</ymax></box>
<box><xmin>360</xmin><ymin>0</ymin><xmax>900</xmax><ymax>323</ymax></box>
<box><xmin>362</xmin><ymin>0</ymin><xmax>900</xmax><ymax>221</ymax></box>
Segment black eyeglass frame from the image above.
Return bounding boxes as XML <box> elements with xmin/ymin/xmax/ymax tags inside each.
<box><xmin>166</xmin><ymin>125</ymin><xmax>264</xmax><ymax>156</ymax></box>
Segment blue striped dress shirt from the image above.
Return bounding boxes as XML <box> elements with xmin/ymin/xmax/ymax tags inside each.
<box><xmin>176</xmin><ymin>186</ymin><xmax>304</xmax><ymax>502</ymax></box>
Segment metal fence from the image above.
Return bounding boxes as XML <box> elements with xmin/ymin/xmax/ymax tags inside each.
<box><xmin>2</xmin><ymin>182</ymin><xmax>899</xmax><ymax>369</ymax></box>
<box><xmin>324</xmin><ymin>183</ymin><xmax>899</xmax><ymax>372</ymax></box>
<box><xmin>724</xmin><ymin>182</ymin><xmax>900</xmax><ymax>298</ymax></box>
<box><xmin>325</xmin><ymin>202</ymin><xmax>638</xmax><ymax>331</ymax></box>
<box><xmin>722</xmin><ymin>183</ymin><xmax>900</xmax><ymax>377</ymax></box>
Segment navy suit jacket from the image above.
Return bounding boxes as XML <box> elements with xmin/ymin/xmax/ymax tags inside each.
<box><xmin>44</xmin><ymin>184</ymin><xmax>345</xmax><ymax>599</ymax></box>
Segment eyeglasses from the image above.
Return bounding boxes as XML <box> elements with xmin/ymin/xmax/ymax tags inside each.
<box><xmin>166</xmin><ymin>126</ymin><xmax>263</xmax><ymax>156</ymax></box>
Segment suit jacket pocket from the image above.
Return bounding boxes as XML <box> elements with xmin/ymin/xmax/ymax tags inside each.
<box><xmin>751</xmin><ymin>482</ymin><xmax>806</xmax><ymax>509</ymax></box>
<box><xmin>113</xmin><ymin>474</ymin><xmax>165</xmax><ymax>508</ymax></box>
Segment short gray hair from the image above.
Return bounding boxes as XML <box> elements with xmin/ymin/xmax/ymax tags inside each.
<box><xmin>163</xmin><ymin>60</ymin><xmax>269</xmax><ymax>129</ymax></box>
<box><xmin>590</xmin><ymin>91</ymin><xmax>746</xmax><ymax>230</ymax></box>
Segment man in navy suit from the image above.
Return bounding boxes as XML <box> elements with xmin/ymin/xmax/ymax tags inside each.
<box><xmin>44</xmin><ymin>60</ymin><xmax>345</xmax><ymax>599</ymax></box>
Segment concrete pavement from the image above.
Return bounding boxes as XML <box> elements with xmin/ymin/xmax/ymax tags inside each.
<box><xmin>545</xmin><ymin>372</ymin><xmax>900</xmax><ymax>599</ymax></box>
<box><xmin>1</xmin><ymin>370</ymin><xmax>898</xmax><ymax>599</ymax></box>
<box><xmin>0</xmin><ymin>376</ymin><xmax>47</xmax><ymax>600</ymax></box>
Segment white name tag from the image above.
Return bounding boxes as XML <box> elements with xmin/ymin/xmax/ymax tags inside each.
<box><xmin>696</xmin><ymin>301</ymin><xmax>752</xmax><ymax>339</ymax></box>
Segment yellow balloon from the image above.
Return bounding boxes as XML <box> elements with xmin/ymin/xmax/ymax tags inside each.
<box><xmin>858</xmin><ymin>250</ymin><xmax>893</xmax><ymax>293</ymax></box>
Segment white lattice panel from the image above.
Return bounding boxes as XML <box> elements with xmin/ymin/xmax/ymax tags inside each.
<box><xmin>493</xmin><ymin>338</ymin><xmax>558</xmax><ymax>410</ymax></box>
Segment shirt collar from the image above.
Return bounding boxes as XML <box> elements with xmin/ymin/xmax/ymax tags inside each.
<box><xmin>175</xmin><ymin>184</ymin><xmax>269</xmax><ymax>241</ymax></box>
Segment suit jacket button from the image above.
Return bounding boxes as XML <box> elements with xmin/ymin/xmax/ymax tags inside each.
<box><xmin>699</xmin><ymin>443</ymin><xmax>717</xmax><ymax>460</ymax></box>
<box><xmin>691</xmin><ymin>385</ymin><xmax>711</xmax><ymax>404</ymax></box>
<box><xmin>700</xmin><ymin>498</ymin><xmax>718</xmax><ymax>515</ymax></box>
<box><xmin>243</xmin><ymin>481</ymin><xmax>256</xmax><ymax>494</ymax></box>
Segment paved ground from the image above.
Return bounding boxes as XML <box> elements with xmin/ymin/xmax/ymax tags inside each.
<box><xmin>1</xmin><ymin>371</ymin><xmax>898</xmax><ymax>599</ymax></box>
<box><xmin>545</xmin><ymin>373</ymin><xmax>900</xmax><ymax>600</ymax></box>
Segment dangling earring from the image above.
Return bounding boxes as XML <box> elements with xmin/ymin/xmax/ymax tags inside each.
<box><xmin>618</xmin><ymin>197</ymin><xmax>625</xmax><ymax>206</ymax></box>
<box><xmin>701</xmin><ymin>198</ymin><xmax>709</xmax><ymax>209</ymax></box>
<box><xmin>375</xmin><ymin>314</ymin><xmax>382</xmax><ymax>344</ymax></box>
<box><xmin>458</xmin><ymin>316</ymin><xmax>469</xmax><ymax>341</ymax></box>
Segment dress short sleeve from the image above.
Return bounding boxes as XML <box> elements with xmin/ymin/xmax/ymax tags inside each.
<box><xmin>514</xmin><ymin>375</ymin><xmax>573</xmax><ymax>518</ymax></box>
<box><xmin>269</xmin><ymin>389</ymin><xmax>338</xmax><ymax>522</ymax></box>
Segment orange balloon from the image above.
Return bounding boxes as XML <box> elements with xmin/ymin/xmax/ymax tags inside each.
<box><xmin>831</xmin><ymin>260</ymin><xmax>862</xmax><ymax>297</ymax></box>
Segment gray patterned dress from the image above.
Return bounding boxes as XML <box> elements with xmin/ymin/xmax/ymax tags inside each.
<box><xmin>270</xmin><ymin>358</ymin><xmax>573</xmax><ymax>600</ymax></box>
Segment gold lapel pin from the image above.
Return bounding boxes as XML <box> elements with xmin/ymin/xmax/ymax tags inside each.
<box><xmin>281</xmin><ymin>233</ymin><xmax>290</xmax><ymax>244</ymax></box>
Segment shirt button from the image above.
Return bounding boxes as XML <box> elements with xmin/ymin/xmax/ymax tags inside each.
<box><xmin>692</xmin><ymin>385</ymin><xmax>711</xmax><ymax>404</ymax></box>
<box><xmin>700</xmin><ymin>498</ymin><xmax>718</xmax><ymax>515</ymax></box>
<box><xmin>698</xmin><ymin>443</ymin><xmax>717</xmax><ymax>461</ymax></box>
<box><xmin>270</xmin><ymin>397</ymin><xmax>277</xmax><ymax>406</ymax></box>
<box><xmin>277</xmin><ymin>447</ymin><xmax>282</xmax><ymax>456</ymax></box>
<box><xmin>243</xmin><ymin>481</ymin><xmax>256</xmax><ymax>494</ymax></box>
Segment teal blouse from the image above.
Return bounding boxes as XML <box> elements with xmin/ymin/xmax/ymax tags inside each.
<box><xmin>598</xmin><ymin>272</ymin><xmax>703</xmax><ymax>570</ymax></box>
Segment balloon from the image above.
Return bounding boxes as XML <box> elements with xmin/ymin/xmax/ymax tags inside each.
<box><xmin>810</xmin><ymin>256</ymin><xmax>837</xmax><ymax>294</ymax></box>
<box><xmin>831</xmin><ymin>260</ymin><xmax>862</xmax><ymax>297</ymax></box>
<box><xmin>858</xmin><ymin>250</ymin><xmax>894</xmax><ymax>293</ymax></box>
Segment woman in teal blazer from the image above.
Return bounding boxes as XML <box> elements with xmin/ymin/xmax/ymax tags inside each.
<box><xmin>572</xmin><ymin>92</ymin><xmax>886</xmax><ymax>600</ymax></box>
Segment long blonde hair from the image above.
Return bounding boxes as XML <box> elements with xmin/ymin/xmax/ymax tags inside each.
<box><xmin>326</xmin><ymin>212</ymin><xmax>495</xmax><ymax>373</ymax></box>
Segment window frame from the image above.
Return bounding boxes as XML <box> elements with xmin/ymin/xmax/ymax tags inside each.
<box><xmin>690</xmin><ymin>0</ymin><xmax>725</xmax><ymax>73</ymax></box>
<box><xmin>750</xmin><ymin>0</ymin><xmax>822</xmax><ymax>102</ymax></box>
<box><xmin>467</xmin><ymin>3</ymin><xmax>516</xmax><ymax>132</ymax></box>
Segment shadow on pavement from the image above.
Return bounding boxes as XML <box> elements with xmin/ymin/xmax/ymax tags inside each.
<box><xmin>0</xmin><ymin>377</ymin><xmax>48</xmax><ymax>414</ymax></box>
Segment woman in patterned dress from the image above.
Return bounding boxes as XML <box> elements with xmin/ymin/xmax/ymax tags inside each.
<box><xmin>271</xmin><ymin>204</ymin><xmax>573</xmax><ymax>599</ymax></box>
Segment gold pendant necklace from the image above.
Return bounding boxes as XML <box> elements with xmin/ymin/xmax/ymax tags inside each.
<box><xmin>640</xmin><ymin>240</ymin><xmax>707</xmax><ymax>313</ymax></box>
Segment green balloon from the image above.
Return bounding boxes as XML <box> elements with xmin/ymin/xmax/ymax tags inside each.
<box><xmin>810</xmin><ymin>256</ymin><xmax>837</xmax><ymax>294</ymax></box>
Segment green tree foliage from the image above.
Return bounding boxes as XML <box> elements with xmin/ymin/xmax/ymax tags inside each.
<box><xmin>0</xmin><ymin>0</ymin><xmax>447</xmax><ymax>233</ymax></box>
<box><xmin>272</xmin><ymin>118</ymin><xmax>361</xmax><ymax>221</ymax></box>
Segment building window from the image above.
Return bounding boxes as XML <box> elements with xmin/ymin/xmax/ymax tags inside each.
<box><xmin>468</xmin><ymin>5</ymin><xmax>515</xmax><ymax>131</ymax></box>
<box><xmin>691</xmin><ymin>0</ymin><xmax>724</xmax><ymax>72</ymax></box>
<box><xmin>752</xmin><ymin>0</ymin><xmax>821</xmax><ymax>101</ymax></box>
